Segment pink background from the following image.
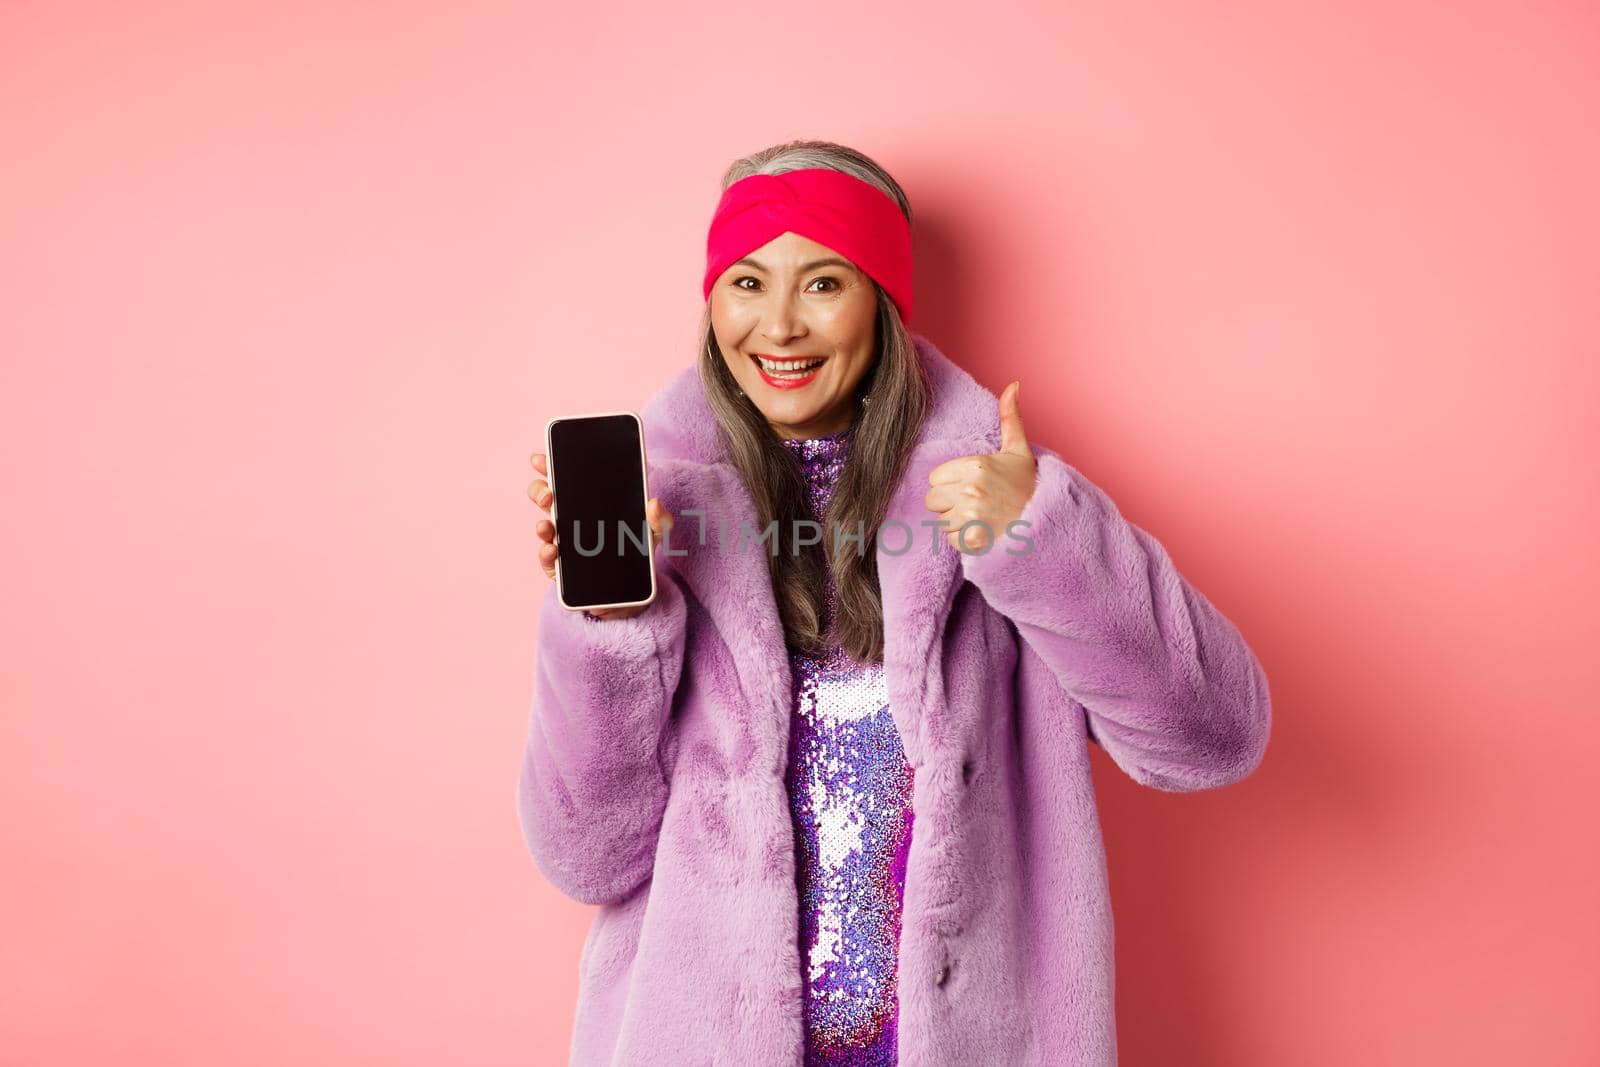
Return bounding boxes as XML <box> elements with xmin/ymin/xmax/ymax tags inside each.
<box><xmin>3</xmin><ymin>2</ymin><xmax>1596</xmax><ymax>1064</ymax></box>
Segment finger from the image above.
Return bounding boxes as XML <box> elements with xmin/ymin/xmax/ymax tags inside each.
<box><xmin>946</xmin><ymin>522</ymin><xmax>994</xmax><ymax>554</ymax></box>
<box><xmin>923</xmin><ymin>484</ymin><xmax>966</xmax><ymax>513</ymax></box>
<box><xmin>648</xmin><ymin>498</ymin><xmax>677</xmax><ymax>548</ymax></box>
<box><xmin>530</xmin><ymin>450</ymin><xmax>547</xmax><ymax>473</ymax></box>
<box><xmin>527</xmin><ymin>479</ymin><xmax>552</xmax><ymax>508</ymax></box>
<box><xmin>926</xmin><ymin>454</ymin><xmax>988</xmax><ymax>486</ymax></box>
<box><xmin>536</xmin><ymin>518</ymin><xmax>555</xmax><ymax>544</ymax></box>
<box><xmin>997</xmin><ymin>380</ymin><xmax>1029</xmax><ymax>457</ymax></box>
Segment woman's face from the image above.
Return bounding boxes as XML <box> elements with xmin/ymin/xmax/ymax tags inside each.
<box><xmin>709</xmin><ymin>231</ymin><xmax>880</xmax><ymax>440</ymax></box>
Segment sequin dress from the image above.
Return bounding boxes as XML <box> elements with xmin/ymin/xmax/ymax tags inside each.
<box><xmin>780</xmin><ymin>423</ymin><xmax>916</xmax><ymax>1066</ymax></box>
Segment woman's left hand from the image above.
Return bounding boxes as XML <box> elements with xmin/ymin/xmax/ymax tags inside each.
<box><xmin>924</xmin><ymin>380</ymin><xmax>1038</xmax><ymax>554</ymax></box>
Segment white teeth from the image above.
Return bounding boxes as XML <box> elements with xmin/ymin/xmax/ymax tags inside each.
<box><xmin>755</xmin><ymin>356</ymin><xmax>825</xmax><ymax>375</ymax></box>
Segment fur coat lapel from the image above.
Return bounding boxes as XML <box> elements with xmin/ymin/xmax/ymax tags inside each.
<box><xmin>637</xmin><ymin>333</ymin><xmax>1004</xmax><ymax>772</ymax></box>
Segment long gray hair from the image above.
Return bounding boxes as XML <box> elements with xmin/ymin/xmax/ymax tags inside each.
<box><xmin>697</xmin><ymin>140</ymin><xmax>929</xmax><ymax>664</ymax></box>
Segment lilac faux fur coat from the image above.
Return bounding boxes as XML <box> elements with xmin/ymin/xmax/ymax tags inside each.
<box><xmin>516</xmin><ymin>334</ymin><xmax>1271</xmax><ymax>1065</ymax></box>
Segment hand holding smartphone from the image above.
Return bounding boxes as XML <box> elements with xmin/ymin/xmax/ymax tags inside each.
<box><xmin>529</xmin><ymin>411</ymin><xmax>675</xmax><ymax>620</ymax></box>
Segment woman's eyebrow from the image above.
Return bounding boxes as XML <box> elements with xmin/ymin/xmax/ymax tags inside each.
<box><xmin>732</xmin><ymin>256</ymin><xmax>856</xmax><ymax>273</ymax></box>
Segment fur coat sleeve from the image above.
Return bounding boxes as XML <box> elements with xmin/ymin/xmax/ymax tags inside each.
<box><xmin>959</xmin><ymin>442</ymin><xmax>1271</xmax><ymax>792</ymax></box>
<box><xmin>515</xmin><ymin>563</ymin><xmax>689</xmax><ymax>906</ymax></box>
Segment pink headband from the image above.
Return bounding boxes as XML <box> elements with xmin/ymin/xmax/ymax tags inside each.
<box><xmin>702</xmin><ymin>168</ymin><xmax>914</xmax><ymax>324</ymax></box>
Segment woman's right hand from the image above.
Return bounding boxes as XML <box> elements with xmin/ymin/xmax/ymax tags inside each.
<box><xmin>528</xmin><ymin>449</ymin><xmax>675</xmax><ymax>620</ymax></box>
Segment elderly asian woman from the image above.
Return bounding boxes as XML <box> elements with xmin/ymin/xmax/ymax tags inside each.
<box><xmin>519</xmin><ymin>139</ymin><xmax>1271</xmax><ymax>1066</ymax></box>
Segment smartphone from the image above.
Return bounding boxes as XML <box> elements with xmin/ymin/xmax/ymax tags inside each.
<box><xmin>543</xmin><ymin>410</ymin><xmax>657</xmax><ymax>613</ymax></box>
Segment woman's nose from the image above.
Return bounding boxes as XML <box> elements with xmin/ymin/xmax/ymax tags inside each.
<box><xmin>761</xmin><ymin>292</ymin><xmax>806</xmax><ymax>343</ymax></box>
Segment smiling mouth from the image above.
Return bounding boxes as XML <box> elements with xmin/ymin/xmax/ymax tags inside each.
<box><xmin>750</xmin><ymin>353</ymin><xmax>828</xmax><ymax>382</ymax></box>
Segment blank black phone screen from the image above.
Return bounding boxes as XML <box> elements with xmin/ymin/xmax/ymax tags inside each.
<box><xmin>548</xmin><ymin>414</ymin><xmax>654</xmax><ymax>610</ymax></box>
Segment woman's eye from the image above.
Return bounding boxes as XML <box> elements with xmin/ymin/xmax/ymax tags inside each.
<box><xmin>730</xmin><ymin>276</ymin><xmax>838</xmax><ymax>292</ymax></box>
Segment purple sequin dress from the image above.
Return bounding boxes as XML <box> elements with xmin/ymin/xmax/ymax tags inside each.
<box><xmin>780</xmin><ymin>423</ymin><xmax>916</xmax><ymax>1066</ymax></box>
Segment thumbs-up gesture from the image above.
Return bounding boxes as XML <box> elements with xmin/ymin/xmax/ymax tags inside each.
<box><xmin>923</xmin><ymin>380</ymin><xmax>1038</xmax><ymax>554</ymax></box>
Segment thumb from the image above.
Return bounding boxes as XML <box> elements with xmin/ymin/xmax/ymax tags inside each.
<box><xmin>647</xmin><ymin>497</ymin><xmax>675</xmax><ymax>548</ymax></box>
<box><xmin>997</xmin><ymin>380</ymin><xmax>1029</xmax><ymax>457</ymax></box>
